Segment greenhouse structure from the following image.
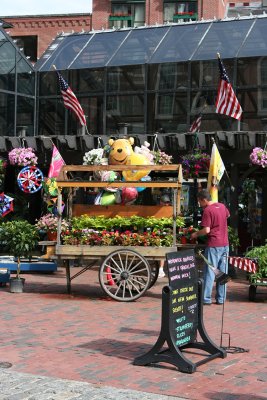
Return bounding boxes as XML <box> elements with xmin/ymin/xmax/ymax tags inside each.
<box><xmin>1</xmin><ymin>14</ymin><xmax>267</xmax><ymax>248</ymax></box>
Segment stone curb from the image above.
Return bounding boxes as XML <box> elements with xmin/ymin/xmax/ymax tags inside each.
<box><xmin>0</xmin><ymin>369</ymin><xmax>188</xmax><ymax>400</ymax></box>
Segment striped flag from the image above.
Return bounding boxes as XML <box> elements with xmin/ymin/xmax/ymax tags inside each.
<box><xmin>56</xmin><ymin>70</ymin><xmax>86</xmax><ymax>126</ymax></box>
<box><xmin>228</xmin><ymin>257</ymin><xmax>257</xmax><ymax>274</ymax></box>
<box><xmin>216</xmin><ymin>56</ymin><xmax>242</xmax><ymax>120</ymax></box>
<box><xmin>189</xmin><ymin>115</ymin><xmax>202</xmax><ymax>133</ymax></box>
<box><xmin>48</xmin><ymin>144</ymin><xmax>65</xmax><ymax>178</ymax></box>
<box><xmin>207</xmin><ymin>143</ymin><xmax>225</xmax><ymax>202</ymax></box>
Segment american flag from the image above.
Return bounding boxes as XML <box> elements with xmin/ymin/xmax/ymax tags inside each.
<box><xmin>216</xmin><ymin>57</ymin><xmax>242</xmax><ymax>120</ymax></box>
<box><xmin>56</xmin><ymin>70</ymin><xmax>86</xmax><ymax>126</ymax></box>
<box><xmin>228</xmin><ymin>257</ymin><xmax>257</xmax><ymax>274</ymax></box>
<box><xmin>189</xmin><ymin>115</ymin><xmax>202</xmax><ymax>133</ymax></box>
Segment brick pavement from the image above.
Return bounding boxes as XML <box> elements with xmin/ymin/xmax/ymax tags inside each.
<box><xmin>0</xmin><ymin>266</ymin><xmax>266</xmax><ymax>400</ymax></box>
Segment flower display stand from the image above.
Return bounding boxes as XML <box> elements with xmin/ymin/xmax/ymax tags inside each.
<box><xmin>53</xmin><ymin>164</ymin><xmax>183</xmax><ymax>301</ymax></box>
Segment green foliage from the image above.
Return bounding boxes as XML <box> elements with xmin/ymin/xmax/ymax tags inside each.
<box><xmin>71</xmin><ymin>214</ymin><xmax>185</xmax><ymax>232</ymax></box>
<box><xmin>238</xmin><ymin>179</ymin><xmax>257</xmax><ymax>220</ymax></box>
<box><xmin>228</xmin><ymin>226</ymin><xmax>240</xmax><ymax>250</ymax></box>
<box><xmin>0</xmin><ymin>220</ymin><xmax>39</xmax><ymax>278</ymax></box>
<box><xmin>245</xmin><ymin>245</ymin><xmax>267</xmax><ymax>281</ymax></box>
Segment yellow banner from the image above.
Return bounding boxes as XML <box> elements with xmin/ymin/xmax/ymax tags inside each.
<box><xmin>207</xmin><ymin>143</ymin><xmax>225</xmax><ymax>202</ymax></box>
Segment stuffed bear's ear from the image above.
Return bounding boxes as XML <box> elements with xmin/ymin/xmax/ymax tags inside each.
<box><xmin>128</xmin><ymin>137</ymin><xmax>134</xmax><ymax>146</ymax></box>
<box><xmin>108</xmin><ymin>139</ymin><xmax>114</xmax><ymax>146</ymax></box>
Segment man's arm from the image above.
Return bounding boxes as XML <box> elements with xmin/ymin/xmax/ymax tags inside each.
<box><xmin>191</xmin><ymin>226</ymin><xmax>210</xmax><ymax>240</ymax></box>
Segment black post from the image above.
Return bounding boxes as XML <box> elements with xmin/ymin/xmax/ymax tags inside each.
<box><xmin>193</xmin><ymin>177</ymin><xmax>198</xmax><ymax>227</ymax></box>
<box><xmin>261</xmin><ymin>169</ymin><xmax>267</xmax><ymax>243</ymax></box>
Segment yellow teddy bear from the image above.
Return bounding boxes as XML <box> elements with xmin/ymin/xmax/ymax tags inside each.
<box><xmin>108</xmin><ymin>137</ymin><xmax>151</xmax><ymax>181</ymax></box>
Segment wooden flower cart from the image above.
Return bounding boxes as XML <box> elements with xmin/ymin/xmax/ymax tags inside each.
<box><xmin>54</xmin><ymin>164</ymin><xmax>182</xmax><ymax>301</ymax></box>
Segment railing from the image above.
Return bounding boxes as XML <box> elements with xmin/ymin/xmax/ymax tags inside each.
<box><xmin>173</xmin><ymin>13</ymin><xmax>198</xmax><ymax>21</ymax></box>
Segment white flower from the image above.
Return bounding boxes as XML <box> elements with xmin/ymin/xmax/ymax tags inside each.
<box><xmin>83</xmin><ymin>148</ymin><xmax>104</xmax><ymax>165</ymax></box>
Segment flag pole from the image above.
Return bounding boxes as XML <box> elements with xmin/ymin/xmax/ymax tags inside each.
<box><xmin>85</xmin><ymin>125</ymin><xmax>92</xmax><ymax>136</ymax></box>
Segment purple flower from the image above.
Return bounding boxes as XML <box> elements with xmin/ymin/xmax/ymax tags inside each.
<box><xmin>249</xmin><ymin>147</ymin><xmax>267</xmax><ymax>168</ymax></box>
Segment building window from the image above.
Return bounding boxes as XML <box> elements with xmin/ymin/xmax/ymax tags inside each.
<box><xmin>164</xmin><ymin>1</ymin><xmax>198</xmax><ymax>23</ymax></box>
<box><xmin>12</xmin><ymin>36</ymin><xmax>37</xmax><ymax>62</ymax></box>
<box><xmin>109</xmin><ymin>3</ymin><xmax>145</xmax><ymax>28</ymax></box>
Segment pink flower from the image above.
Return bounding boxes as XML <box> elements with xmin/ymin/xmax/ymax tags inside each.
<box><xmin>250</xmin><ymin>147</ymin><xmax>267</xmax><ymax>168</ymax></box>
<box><xmin>8</xmin><ymin>147</ymin><xmax>38</xmax><ymax>166</ymax></box>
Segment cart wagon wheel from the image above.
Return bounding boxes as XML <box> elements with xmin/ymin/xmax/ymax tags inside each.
<box><xmin>248</xmin><ymin>284</ymin><xmax>257</xmax><ymax>301</ymax></box>
<box><xmin>148</xmin><ymin>261</ymin><xmax>159</xmax><ymax>289</ymax></box>
<box><xmin>99</xmin><ymin>249</ymin><xmax>151</xmax><ymax>302</ymax></box>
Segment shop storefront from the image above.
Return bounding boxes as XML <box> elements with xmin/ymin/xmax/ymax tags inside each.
<box><xmin>1</xmin><ymin>15</ymin><xmax>267</xmax><ymax>248</ymax></box>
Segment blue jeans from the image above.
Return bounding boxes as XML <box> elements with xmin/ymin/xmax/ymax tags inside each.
<box><xmin>203</xmin><ymin>246</ymin><xmax>229</xmax><ymax>304</ymax></box>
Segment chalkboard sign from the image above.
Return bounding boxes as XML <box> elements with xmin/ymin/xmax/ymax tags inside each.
<box><xmin>134</xmin><ymin>249</ymin><xmax>226</xmax><ymax>373</ymax></box>
<box><xmin>166</xmin><ymin>249</ymin><xmax>198</xmax><ymax>348</ymax></box>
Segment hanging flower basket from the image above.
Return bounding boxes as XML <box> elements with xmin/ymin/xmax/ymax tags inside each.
<box><xmin>181</xmin><ymin>149</ymin><xmax>210</xmax><ymax>179</ymax></box>
<box><xmin>8</xmin><ymin>147</ymin><xmax>38</xmax><ymax>167</ymax></box>
<box><xmin>249</xmin><ymin>147</ymin><xmax>267</xmax><ymax>168</ymax></box>
<box><xmin>152</xmin><ymin>149</ymin><xmax>173</xmax><ymax>165</ymax></box>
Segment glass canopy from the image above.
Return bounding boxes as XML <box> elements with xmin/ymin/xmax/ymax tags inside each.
<box><xmin>0</xmin><ymin>26</ymin><xmax>35</xmax><ymax>136</ymax></box>
<box><xmin>35</xmin><ymin>16</ymin><xmax>267</xmax><ymax>72</ymax></box>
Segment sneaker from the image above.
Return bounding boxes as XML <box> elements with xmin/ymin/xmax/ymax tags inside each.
<box><xmin>216</xmin><ymin>301</ymin><xmax>224</xmax><ymax>305</ymax></box>
<box><xmin>203</xmin><ymin>302</ymin><xmax>212</xmax><ymax>306</ymax></box>
<box><xmin>158</xmin><ymin>271</ymin><xmax>166</xmax><ymax>278</ymax></box>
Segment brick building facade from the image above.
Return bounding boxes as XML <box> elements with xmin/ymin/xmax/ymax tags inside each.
<box><xmin>92</xmin><ymin>0</ymin><xmax>264</xmax><ymax>30</ymax></box>
<box><xmin>1</xmin><ymin>14</ymin><xmax>92</xmax><ymax>61</ymax></box>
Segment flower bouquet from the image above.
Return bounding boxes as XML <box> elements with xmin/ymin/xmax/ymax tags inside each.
<box><xmin>8</xmin><ymin>147</ymin><xmax>38</xmax><ymax>167</ymax></box>
<box><xmin>181</xmin><ymin>149</ymin><xmax>210</xmax><ymax>179</ymax></box>
<box><xmin>249</xmin><ymin>147</ymin><xmax>267</xmax><ymax>168</ymax></box>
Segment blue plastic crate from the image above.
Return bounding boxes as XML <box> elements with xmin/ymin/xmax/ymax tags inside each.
<box><xmin>0</xmin><ymin>268</ymin><xmax>10</xmax><ymax>285</ymax></box>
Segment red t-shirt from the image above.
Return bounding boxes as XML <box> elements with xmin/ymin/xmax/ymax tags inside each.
<box><xmin>201</xmin><ymin>203</ymin><xmax>230</xmax><ymax>247</ymax></box>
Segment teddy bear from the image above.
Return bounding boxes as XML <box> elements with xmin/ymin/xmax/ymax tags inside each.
<box><xmin>108</xmin><ymin>137</ymin><xmax>151</xmax><ymax>181</ymax></box>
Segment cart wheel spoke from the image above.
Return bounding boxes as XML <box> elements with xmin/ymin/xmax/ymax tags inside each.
<box><xmin>130</xmin><ymin>276</ymin><xmax>147</xmax><ymax>286</ymax></box>
<box><xmin>99</xmin><ymin>249</ymin><xmax>151</xmax><ymax>302</ymax></box>
<box><xmin>108</xmin><ymin>257</ymin><xmax>123</xmax><ymax>273</ymax></box>
<box><xmin>103</xmin><ymin>262</ymin><xmax>121</xmax><ymax>275</ymax></box>
<box><xmin>127</xmin><ymin>279</ymin><xmax>142</xmax><ymax>294</ymax></box>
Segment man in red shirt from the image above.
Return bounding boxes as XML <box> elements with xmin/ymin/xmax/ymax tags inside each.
<box><xmin>191</xmin><ymin>189</ymin><xmax>230</xmax><ymax>305</ymax></box>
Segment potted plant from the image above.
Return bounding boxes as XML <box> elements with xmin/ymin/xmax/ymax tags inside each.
<box><xmin>0</xmin><ymin>220</ymin><xmax>39</xmax><ymax>292</ymax></box>
<box><xmin>245</xmin><ymin>244</ymin><xmax>267</xmax><ymax>283</ymax></box>
<box><xmin>35</xmin><ymin>213</ymin><xmax>69</xmax><ymax>241</ymax></box>
<box><xmin>178</xmin><ymin>226</ymin><xmax>198</xmax><ymax>244</ymax></box>
<box><xmin>228</xmin><ymin>226</ymin><xmax>240</xmax><ymax>254</ymax></box>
